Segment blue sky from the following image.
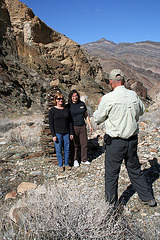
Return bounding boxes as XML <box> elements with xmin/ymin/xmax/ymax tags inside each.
<box><xmin>21</xmin><ymin>0</ymin><xmax>160</xmax><ymax>44</ymax></box>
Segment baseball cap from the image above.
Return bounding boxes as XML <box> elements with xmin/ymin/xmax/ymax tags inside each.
<box><xmin>109</xmin><ymin>69</ymin><xmax>124</xmax><ymax>81</ymax></box>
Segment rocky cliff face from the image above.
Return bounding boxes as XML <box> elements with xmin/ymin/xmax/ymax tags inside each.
<box><xmin>82</xmin><ymin>38</ymin><xmax>160</xmax><ymax>100</ymax></box>
<box><xmin>0</xmin><ymin>0</ymin><xmax>109</xmax><ymax>117</ymax></box>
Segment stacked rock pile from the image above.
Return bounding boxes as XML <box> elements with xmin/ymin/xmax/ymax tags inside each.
<box><xmin>40</xmin><ymin>84</ymin><xmax>61</xmax><ymax>163</ymax></box>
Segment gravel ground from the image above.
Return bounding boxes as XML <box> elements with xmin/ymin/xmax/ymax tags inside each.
<box><xmin>0</xmin><ymin>113</ymin><xmax>159</xmax><ymax>239</ymax></box>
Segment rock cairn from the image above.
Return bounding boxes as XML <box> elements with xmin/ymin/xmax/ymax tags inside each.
<box><xmin>40</xmin><ymin>82</ymin><xmax>61</xmax><ymax>163</ymax></box>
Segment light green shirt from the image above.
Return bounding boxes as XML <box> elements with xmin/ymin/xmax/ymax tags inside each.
<box><xmin>93</xmin><ymin>86</ymin><xmax>145</xmax><ymax>139</ymax></box>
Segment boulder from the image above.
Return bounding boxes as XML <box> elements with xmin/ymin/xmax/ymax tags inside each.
<box><xmin>9</xmin><ymin>199</ymin><xmax>27</xmax><ymax>223</ymax></box>
<box><xmin>17</xmin><ymin>182</ymin><xmax>37</xmax><ymax>194</ymax></box>
<box><xmin>5</xmin><ymin>190</ymin><xmax>17</xmax><ymax>200</ymax></box>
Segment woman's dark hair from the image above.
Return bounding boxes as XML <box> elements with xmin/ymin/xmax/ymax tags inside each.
<box><xmin>68</xmin><ymin>89</ymin><xmax>80</xmax><ymax>104</ymax></box>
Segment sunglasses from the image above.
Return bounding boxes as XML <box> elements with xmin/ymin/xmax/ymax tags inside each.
<box><xmin>56</xmin><ymin>98</ymin><xmax>64</xmax><ymax>100</ymax></box>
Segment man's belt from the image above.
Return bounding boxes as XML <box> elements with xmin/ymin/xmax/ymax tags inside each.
<box><xmin>104</xmin><ymin>134</ymin><xmax>138</xmax><ymax>145</ymax></box>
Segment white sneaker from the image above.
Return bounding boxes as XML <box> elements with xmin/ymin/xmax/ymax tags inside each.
<box><xmin>74</xmin><ymin>160</ymin><xmax>79</xmax><ymax>167</ymax></box>
<box><xmin>83</xmin><ymin>161</ymin><xmax>91</xmax><ymax>165</ymax></box>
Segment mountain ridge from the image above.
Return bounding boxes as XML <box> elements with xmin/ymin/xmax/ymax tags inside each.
<box><xmin>87</xmin><ymin>38</ymin><xmax>160</xmax><ymax>47</ymax></box>
<box><xmin>0</xmin><ymin>0</ymin><xmax>159</xmax><ymax>118</ymax></box>
<box><xmin>82</xmin><ymin>38</ymin><xmax>160</xmax><ymax>99</ymax></box>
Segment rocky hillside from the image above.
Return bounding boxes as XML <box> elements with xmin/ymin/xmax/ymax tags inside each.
<box><xmin>1</xmin><ymin>0</ymin><xmax>159</xmax><ymax>118</ymax></box>
<box><xmin>82</xmin><ymin>38</ymin><xmax>160</xmax><ymax>100</ymax></box>
<box><xmin>0</xmin><ymin>0</ymin><xmax>110</xmax><ymax>117</ymax></box>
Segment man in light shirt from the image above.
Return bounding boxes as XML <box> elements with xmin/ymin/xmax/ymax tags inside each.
<box><xmin>93</xmin><ymin>69</ymin><xmax>156</xmax><ymax>207</ymax></box>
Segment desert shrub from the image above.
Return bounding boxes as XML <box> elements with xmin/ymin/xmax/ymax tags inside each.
<box><xmin>1</xmin><ymin>183</ymin><xmax>158</xmax><ymax>239</ymax></box>
<box><xmin>0</xmin><ymin>118</ymin><xmax>15</xmax><ymax>132</ymax></box>
<box><xmin>0</xmin><ymin>216</ymin><xmax>27</xmax><ymax>240</ymax></box>
<box><xmin>7</xmin><ymin>122</ymin><xmax>41</xmax><ymax>147</ymax></box>
<box><xmin>2</xmin><ymin>183</ymin><xmax>147</xmax><ymax>240</ymax></box>
<box><xmin>9</xmin><ymin>127</ymin><xmax>40</xmax><ymax>147</ymax></box>
<box><xmin>1</xmin><ymin>115</ymin><xmax>43</xmax><ymax>148</ymax></box>
<box><xmin>9</xmin><ymin>127</ymin><xmax>24</xmax><ymax>144</ymax></box>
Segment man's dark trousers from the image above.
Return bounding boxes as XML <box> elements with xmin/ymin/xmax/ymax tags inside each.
<box><xmin>105</xmin><ymin>135</ymin><xmax>153</xmax><ymax>205</ymax></box>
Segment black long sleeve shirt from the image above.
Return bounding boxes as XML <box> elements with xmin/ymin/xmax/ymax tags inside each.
<box><xmin>68</xmin><ymin>101</ymin><xmax>87</xmax><ymax>126</ymax></box>
<box><xmin>49</xmin><ymin>106</ymin><xmax>73</xmax><ymax>137</ymax></box>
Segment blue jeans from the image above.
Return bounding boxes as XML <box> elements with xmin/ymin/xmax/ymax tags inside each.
<box><xmin>54</xmin><ymin>133</ymin><xmax>70</xmax><ymax>167</ymax></box>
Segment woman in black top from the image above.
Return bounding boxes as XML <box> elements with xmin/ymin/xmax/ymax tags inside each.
<box><xmin>68</xmin><ymin>90</ymin><xmax>93</xmax><ymax>167</ymax></box>
<box><xmin>49</xmin><ymin>92</ymin><xmax>73</xmax><ymax>172</ymax></box>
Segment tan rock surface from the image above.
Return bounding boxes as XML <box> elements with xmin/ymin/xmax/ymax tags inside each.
<box><xmin>9</xmin><ymin>199</ymin><xmax>27</xmax><ymax>223</ymax></box>
<box><xmin>17</xmin><ymin>182</ymin><xmax>37</xmax><ymax>194</ymax></box>
<box><xmin>0</xmin><ymin>0</ymin><xmax>108</xmax><ymax>117</ymax></box>
<box><xmin>5</xmin><ymin>190</ymin><xmax>17</xmax><ymax>200</ymax></box>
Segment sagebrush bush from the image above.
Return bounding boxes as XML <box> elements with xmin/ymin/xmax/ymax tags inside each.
<box><xmin>1</xmin><ymin>183</ymin><xmax>148</xmax><ymax>240</ymax></box>
<box><xmin>7</xmin><ymin>123</ymin><xmax>41</xmax><ymax>147</ymax></box>
<box><xmin>9</xmin><ymin>128</ymin><xmax>24</xmax><ymax>144</ymax></box>
<box><xmin>1</xmin><ymin>115</ymin><xmax>43</xmax><ymax>148</ymax></box>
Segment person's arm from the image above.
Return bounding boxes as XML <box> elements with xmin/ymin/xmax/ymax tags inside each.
<box><xmin>49</xmin><ymin>108</ymin><xmax>57</xmax><ymax>142</ymax></box>
<box><xmin>98</xmin><ymin>97</ymin><xmax>102</xmax><ymax>105</ymax></box>
<box><xmin>68</xmin><ymin>109</ymin><xmax>74</xmax><ymax>140</ymax></box>
<box><xmin>93</xmin><ymin>96</ymin><xmax>111</xmax><ymax>124</ymax></box>
<box><xmin>85</xmin><ymin>111</ymin><xmax>93</xmax><ymax>133</ymax></box>
<box><xmin>139</xmin><ymin>98</ymin><xmax>145</xmax><ymax>116</ymax></box>
<box><xmin>70</xmin><ymin>134</ymin><xmax>74</xmax><ymax>140</ymax></box>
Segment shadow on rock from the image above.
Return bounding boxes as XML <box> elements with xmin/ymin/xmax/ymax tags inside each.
<box><xmin>69</xmin><ymin>135</ymin><xmax>104</xmax><ymax>165</ymax></box>
<box><xmin>88</xmin><ymin>135</ymin><xmax>105</xmax><ymax>161</ymax></box>
<box><xmin>119</xmin><ymin>158</ymin><xmax>160</xmax><ymax>205</ymax></box>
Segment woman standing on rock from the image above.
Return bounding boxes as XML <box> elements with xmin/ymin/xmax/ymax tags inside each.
<box><xmin>49</xmin><ymin>92</ymin><xmax>74</xmax><ymax>172</ymax></box>
<box><xmin>68</xmin><ymin>89</ymin><xmax>93</xmax><ymax>167</ymax></box>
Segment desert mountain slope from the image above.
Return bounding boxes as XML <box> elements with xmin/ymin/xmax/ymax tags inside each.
<box><xmin>82</xmin><ymin>38</ymin><xmax>160</xmax><ymax>100</ymax></box>
<box><xmin>0</xmin><ymin>0</ymin><xmax>109</xmax><ymax>116</ymax></box>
